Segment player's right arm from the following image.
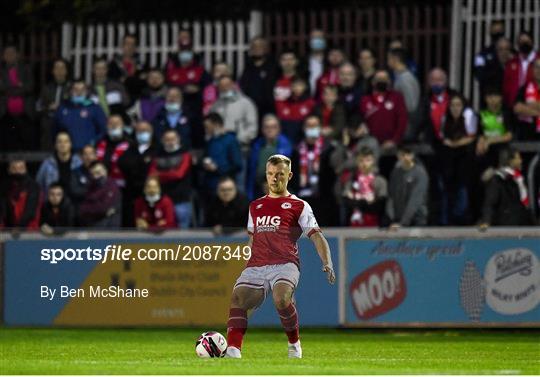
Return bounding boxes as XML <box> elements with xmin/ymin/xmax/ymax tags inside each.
<box><xmin>310</xmin><ymin>231</ymin><xmax>336</xmax><ymax>284</ymax></box>
<box><xmin>298</xmin><ymin>200</ymin><xmax>335</xmax><ymax>285</ymax></box>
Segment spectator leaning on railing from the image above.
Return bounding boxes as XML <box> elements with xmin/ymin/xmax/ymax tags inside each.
<box><xmin>480</xmin><ymin>147</ymin><xmax>535</xmax><ymax>228</ymax></box>
<box><xmin>386</xmin><ymin>144</ymin><xmax>429</xmax><ymax>228</ymax></box>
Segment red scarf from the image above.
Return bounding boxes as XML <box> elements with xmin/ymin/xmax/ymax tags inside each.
<box><xmin>349</xmin><ymin>171</ymin><xmax>378</xmax><ymax>227</ymax></box>
<box><xmin>123</xmin><ymin>58</ymin><xmax>135</xmax><ymax>76</ymax></box>
<box><xmin>524</xmin><ymin>81</ymin><xmax>540</xmax><ymax>133</ymax></box>
<box><xmin>7</xmin><ymin>67</ymin><xmax>24</xmax><ymax>116</ymax></box>
<box><xmin>504</xmin><ymin>167</ymin><xmax>529</xmax><ymax>207</ymax></box>
<box><xmin>430</xmin><ymin>92</ymin><xmax>449</xmax><ymax>140</ymax></box>
<box><xmin>298</xmin><ymin>136</ymin><xmax>323</xmax><ymax>188</ymax></box>
<box><xmin>96</xmin><ymin>140</ymin><xmax>130</xmax><ymax>187</ymax></box>
<box><xmin>321</xmin><ymin>104</ymin><xmax>333</xmax><ymax>129</ymax></box>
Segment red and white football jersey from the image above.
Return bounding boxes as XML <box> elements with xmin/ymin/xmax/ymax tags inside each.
<box><xmin>247</xmin><ymin>194</ymin><xmax>320</xmax><ymax>268</ymax></box>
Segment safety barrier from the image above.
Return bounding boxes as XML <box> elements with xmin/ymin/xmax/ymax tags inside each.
<box><xmin>1</xmin><ymin>228</ymin><xmax>538</xmax><ymax>327</ymax></box>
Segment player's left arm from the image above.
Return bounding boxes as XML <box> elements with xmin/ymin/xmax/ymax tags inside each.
<box><xmin>309</xmin><ymin>231</ymin><xmax>336</xmax><ymax>285</ymax></box>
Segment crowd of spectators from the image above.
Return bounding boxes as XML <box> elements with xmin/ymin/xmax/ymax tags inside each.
<box><xmin>1</xmin><ymin>21</ymin><xmax>539</xmax><ymax>232</ymax></box>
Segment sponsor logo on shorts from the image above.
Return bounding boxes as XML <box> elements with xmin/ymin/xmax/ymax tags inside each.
<box><xmin>255</xmin><ymin>216</ymin><xmax>281</xmax><ymax>232</ymax></box>
<box><xmin>349</xmin><ymin>260</ymin><xmax>406</xmax><ymax>320</ymax></box>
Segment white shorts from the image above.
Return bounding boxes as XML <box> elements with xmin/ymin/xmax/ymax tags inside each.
<box><xmin>233</xmin><ymin>263</ymin><xmax>300</xmax><ymax>297</ymax></box>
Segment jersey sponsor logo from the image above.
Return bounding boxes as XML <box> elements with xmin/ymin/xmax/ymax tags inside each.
<box><xmin>281</xmin><ymin>202</ymin><xmax>292</xmax><ymax>209</ymax></box>
<box><xmin>349</xmin><ymin>260</ymin><xmax>406</xmax><ymax>320</ymax></box>
<box><xmin>255</xmin><ymin>215</ymin><xmax>281</xmax><ymax>232</ymax></box>
<box><xmin>256</xmin><ymin>203</ymin><xmax>263</xmax><ymax>209</ymax></box>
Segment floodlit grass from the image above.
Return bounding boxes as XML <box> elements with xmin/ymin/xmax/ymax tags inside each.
<box><xmin>1</xmin><ymin>328</ymin><xmax>539</xmax><ymax>374</ymax></box>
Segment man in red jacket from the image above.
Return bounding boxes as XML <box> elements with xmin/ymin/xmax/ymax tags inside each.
<box><xmin>503</xmin><ymin>31</ymin><xmax>539</xmax><ymax>107</ymax></box>
<box><xmin>359</xmin><ymin>70</ymin><xmax>408</xmax><ymax>178</ymax></box>
<box><xmin>134</xmin><ymin>177</ymin><xmax>176</xmax><ymax>231</ymax></box>
<box><xmin>148</xmin><ymin>130</ymin><xmax>192</xmax><ymax>228</ymax></box>
<box><xmin>0</xmin><ymin>160</ymin><xmax>41</xmax><ymax>230</ymax></box>
<box><xmin>359</xmin><ymin>70</ymin><xmax>408</xmax><ymax>148</ymax></box>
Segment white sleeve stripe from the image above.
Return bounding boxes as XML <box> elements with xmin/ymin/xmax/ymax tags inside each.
<box><xmin>298</xmin><ymin>201</ymin><xmax>319</xmax><ymax>236</ymax></box>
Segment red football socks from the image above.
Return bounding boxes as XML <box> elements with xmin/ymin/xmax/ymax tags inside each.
<box><xmin>226</xmin><ymin>308</ymin><xmax>248</xmax><ymax>350</ymax></box>
<box><xmin>277</xmin><ymin>303</ymin><xmax>299</xmax><ymax>344</ymax></box>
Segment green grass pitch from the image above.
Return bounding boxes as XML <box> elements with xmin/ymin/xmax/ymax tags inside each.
<box><xmin>1</xmin><ymin>328</ymin><xmax>539</xmax><ymax>374</ymax></box>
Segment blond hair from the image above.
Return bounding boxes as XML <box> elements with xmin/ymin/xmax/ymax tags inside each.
<box><xmin>267</xmin><ymin>154</ymin><xmax>291</xmax><ymax>167</ymax></box>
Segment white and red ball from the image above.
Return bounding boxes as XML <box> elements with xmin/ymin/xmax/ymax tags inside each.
<box><xmin>195</xmin><ymin>331</ymin><xmax>227</xmax><ymax>358</ymax></box>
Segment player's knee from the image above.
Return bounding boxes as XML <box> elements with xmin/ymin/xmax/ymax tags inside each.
<box><xmin>230</xmin><ymin>291</ymin><xmax>245</xmax><ymax>308</ymax></box>
<box><xmin>231</xmin><ymin>289</ymin><xmax>254</xmax><ymax>310</ymax></box>
<box><xmin>272</xmin><ymin>291</ymin><xmax>292</xmax><ymax>310</ymax></box>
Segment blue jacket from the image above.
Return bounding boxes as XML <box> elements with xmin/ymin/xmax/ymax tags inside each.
<box><xmin>246</xmin><ymin>134</ymin><xmax>292</xmax><ymax>200</ymax></box>
<box><xmin>204</xmin><ymin>131</ymin><xmax>243</xmax><ymax>193</ymax></box>
<box><xmin>152</xmin><ymin>106</ymin><xmax>199</xmax><ymax>149</ymax></box>
<box><xmin>54</xmin><ymin>99</ymin><xmax>107</xmax><ymax>151</ymax></box>
<box><xmin>36</xmin><ymin>154</ymin><xmax>83</xmax><ymax>194</ymax></box>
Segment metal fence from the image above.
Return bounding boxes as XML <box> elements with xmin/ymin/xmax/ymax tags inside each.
<box><xmin>0</xmin><ymin>29</ymin><xmax>60</xmax><ymax>91</ymax></box>
<box><xmin>449</xmin><ymin>0</ymin><xmax>540</xmax><ymax>109</ymax></box>
<box><xmin>60</xmin><ymin>11</ymin><xmax>262</xmax><ymax>83</ymax></box>
<box><xmin>263</xmin><ymin>4</ymin><xmax>452</xmax><ymax>84</ymax></box>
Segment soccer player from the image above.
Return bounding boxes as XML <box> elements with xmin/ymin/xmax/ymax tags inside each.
<box><xmin>224</xmin><ymin>154</ymin><xmax>336</xmax><ymax>359</ymax></box>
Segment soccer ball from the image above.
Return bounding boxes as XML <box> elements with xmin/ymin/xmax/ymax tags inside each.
<box><xmin>195</xmin><ymin>331</ymin><xmax>227</xmax><ymax>358</ymax></box>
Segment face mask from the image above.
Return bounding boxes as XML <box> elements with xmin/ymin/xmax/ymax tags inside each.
<box><xmin>92</xmin><ymin>175</ymin><xmax>106</xmax><ymax>185</ymax></box>
<box><xmin>431</xmin><ymin>84</ymin><xmax>445</xmax><ymax>95</ymax></box>
<box><xmin>10</xmin><ymin>173</ymin><xmax>25</xmax><ymax>181</ymax></box>
<box><xmin>178</xmin><ymin>51</ymin><xmax>194</xmax><ymax>63</ymax></box>
<box><xmin>108</xmin><ymin>128</ymin><xmax>123</xmax><ymax>139</ymax></box>
<box><xmin>305</xmin><ymin>127</ymin><xmax>321</xmax><ymax>139</ymax></box>
<box><xmin>221</xmin><ymin>90</ymin><xmax>235</xmax><ymax>99</ymax></box>
<box><xmin>72</xmin><ymin>95</ymin><xmax>86</xmax><ymax>104</ymax></box>
<box><xmin>165</xmin><ymin>102</ymin><xmax>181</xmax><ymax>113</ymax></box>
<box><xmin>310</xmin><ymin>37</ymin><xmax>326</xmax><ymax>51</ymax></box>
<box><xmin>374</xmin><ymin>81</ymin><xmax>388</xmax><ymax>92</ymax></box>
<box><xmin>491</xmin><ymin>32</ymin><xmax>504</xmax><ymax>42</ymax></box>
<box><xmin>518</xmin><ymin>42</ymin><xmax>533</xmax><ymax>55</ymax></box>
<box><xmin>145</xmin><ymin>194</ymin><xmax>160</xmax><ymax>204</ymax></box>
<box><xmin>164</xmin><ymin>143</ymin><xmax>180</xmax><ymax>153</ymax></box>
<box><xmin>136</xmin><ymin>131</ymin><xmax>151</xmax><ymax>144</ymax></box>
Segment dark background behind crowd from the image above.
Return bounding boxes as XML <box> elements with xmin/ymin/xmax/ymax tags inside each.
<box><xmin>1</xmin><ymin>7</ymin><xmax>539</xmax><ymax>234</ymax></box>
